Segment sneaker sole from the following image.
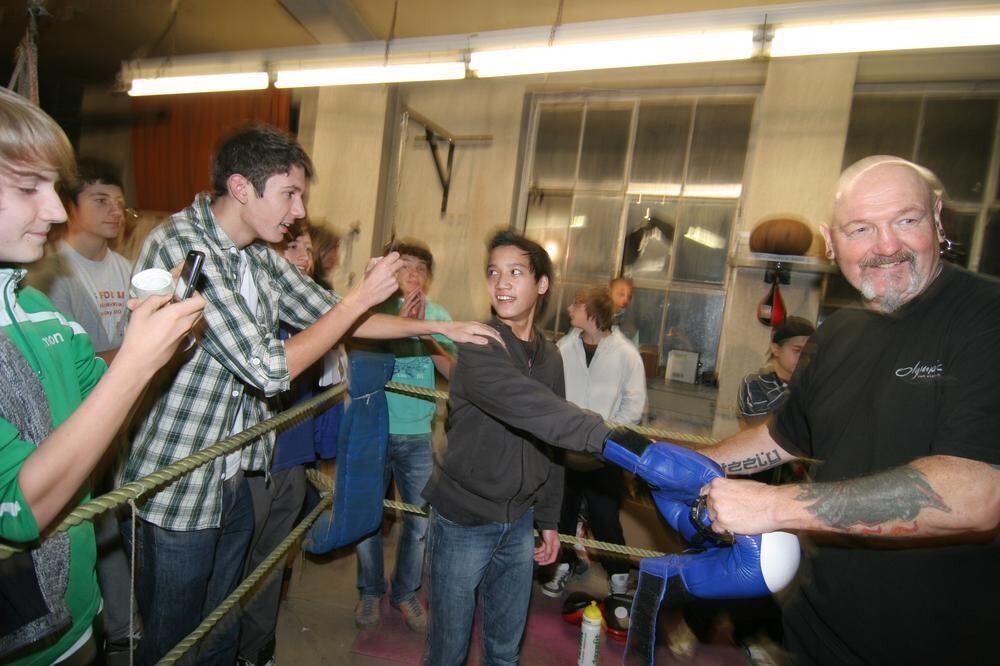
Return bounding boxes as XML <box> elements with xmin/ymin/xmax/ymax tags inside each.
<box><xmin>540</xmin><ymin>585</ymin><xmax>566</xmax><ymax>598</ymax></box>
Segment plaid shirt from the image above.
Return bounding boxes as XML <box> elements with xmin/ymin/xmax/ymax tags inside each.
<box><xmin>118</xmin><ymin>193</ymin><xmax>339</xmax><ymax>530</ymax></box>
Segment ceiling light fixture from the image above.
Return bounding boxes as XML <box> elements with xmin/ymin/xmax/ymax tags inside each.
<box><xmin>127</xmin><ymin>72</ymin><xmax>269</xmax><ymax>96</ymax></box>
<box><xmin>120</xmin><ymin>4</ymin><xmax>1000</xmax><ymax>94</ymax></box>
<box><xmin>770</xmin><ymin>13</ymin><xmax>1000</xmax><ymax>57</ymax></box>
<box><xmin>469</xmin><ymin>29</ymin><xmax>755</xmax><ymax>78</ymax></box>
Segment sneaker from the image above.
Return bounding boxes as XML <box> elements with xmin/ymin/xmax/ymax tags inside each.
<box><xmin>354</xmin><ymin>595</ymin><xmax>381</xmax><ymax>628</ymax></box>
<box><xmin>390</xmin><ymin>595</ymin><xmax>427</xmax><ymax>633</ymax></box>
<box><xmin>542</xmin><ymin>562</ymin><xmax>587</xmax><ymax>599</ymax></box>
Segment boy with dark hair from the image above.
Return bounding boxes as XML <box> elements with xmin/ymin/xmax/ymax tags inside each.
<box><xmin>355</xmin><ymin>238</ymin><xmax>454</xmax><ymax>633</ymax></box>
<box><xmin>421</xmin><ymin>230</ymin><xmax>638</xmax><ymax>665</ymax></box>
<box><xmin>118</xmin><ymin>124</ymin><xmax>499</xmax><ymax>665</ymax></box>
<box><xmin>30</xmin><ymin>157</ymin><xmax>131</xmax><ymax>363</ymax></box>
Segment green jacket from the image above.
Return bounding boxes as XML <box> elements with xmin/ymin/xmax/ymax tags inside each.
<box><xmin>0</xmin><ymin>267</ymin><xmax>105</xmax><ymax>665</ymax></box>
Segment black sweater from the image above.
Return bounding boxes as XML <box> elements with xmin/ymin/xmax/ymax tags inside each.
<box><xmin>422</xmin><ymin>317</ymin><xmax>611</xmax><ymax>530</ymax></box>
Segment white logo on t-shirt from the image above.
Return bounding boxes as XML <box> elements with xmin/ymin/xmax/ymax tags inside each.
<box><xmin>895</xmin><ymin>361</ymin><xmax>944</xmax><ymax>382</ymax></box>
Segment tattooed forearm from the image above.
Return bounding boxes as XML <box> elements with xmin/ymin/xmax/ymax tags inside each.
<box><xmin>794</xmin><ymin>465</ymin><xmax>951</xmax><ymax>532</ymax></box>
<box><xmin>724</xmin><ymin>449</ymin><xmax>783</xmax><ymax>475</ymax></box>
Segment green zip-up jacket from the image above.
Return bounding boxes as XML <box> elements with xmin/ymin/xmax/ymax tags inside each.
<box><xmin>0</xmin><ymin>267</ymin><xmax>105</xmax><ymax>665</ymax></box>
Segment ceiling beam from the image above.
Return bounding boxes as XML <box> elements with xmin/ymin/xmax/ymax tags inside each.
<box><xmin>279</xmin><ymin>0</ymin><xmax>373</xmax><ymax>43</ymax></box>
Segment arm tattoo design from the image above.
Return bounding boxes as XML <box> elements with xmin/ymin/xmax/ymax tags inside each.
<box><xmin>723</xmin><ymin>449</ymin><xmax>783</xmax><ymax>475</ymax></box>
<box><xmin>794</xmin><ymin>465</ymin><xmax>951</xmax><ymax>533</ymax></box>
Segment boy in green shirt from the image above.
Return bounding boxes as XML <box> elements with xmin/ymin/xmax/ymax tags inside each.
<box><xmin>354</xmin><ymin>239</ymin><xmax>454</xmax><ymax>633</ymax></box>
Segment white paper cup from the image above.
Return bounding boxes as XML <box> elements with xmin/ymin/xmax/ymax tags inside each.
<box><xmin>131</xmin><ymin>268</ymin><xmax>175</xmax><ymax>299</ymax></box>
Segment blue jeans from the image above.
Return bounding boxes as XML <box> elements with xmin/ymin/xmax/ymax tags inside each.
<box><xmin>423</xmin><ymin>508</ymin><xmax>536</xmax><ymax>666</ymax></box>
<box><xmin>356</xmin><ymin>433</ymin><xmax>433</xmax><ymax>602</ymax></box>
<box><xmin>121</xmin><ymin>474</ymin><xmax>254</xmax><ymax>666</ymax></box>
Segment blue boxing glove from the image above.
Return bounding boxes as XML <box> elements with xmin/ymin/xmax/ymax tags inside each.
<box><xmin>603</xmin><ymin>430</ymin><xmax>723</xmax><ymax>505</ymax></box>
<box><xmin>641</xmin><ymin>531</ymin><xmax>800</xmax><ymax>600</ymax></box>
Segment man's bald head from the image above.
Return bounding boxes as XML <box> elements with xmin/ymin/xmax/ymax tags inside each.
<box><xmin>823</xmin><ymin>156</ymin><xmax>946</xmax><ymax>313</ymax></box>
<box><xmin>834</xmin><ymin>156</ymin><xmax>942</xmax><ymax>225</ymax></box>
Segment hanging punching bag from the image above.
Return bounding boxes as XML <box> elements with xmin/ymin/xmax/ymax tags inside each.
<box><xmin>757</xmin><ymin>280</ymin><xmax>786</xmax><ymax>327</ymax></box>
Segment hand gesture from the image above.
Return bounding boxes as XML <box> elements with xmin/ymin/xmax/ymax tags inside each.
<box><xmin>352</xmin><ymin>251</ymin><xmax>403</xmax><ymax>311</ymax></box>
<box><xmin>115</xmin><ymin>292</ymin><xmax>206</xmax><ymax>379</ymax></box>
<box><xmin>400</xmin><ymin>288</ymin><xmax>426</xmax><ymax>320</ymax></box>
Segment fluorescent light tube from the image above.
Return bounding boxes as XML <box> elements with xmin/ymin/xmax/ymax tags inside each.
<box><xmin>275</xmin><ymin>62</ymin><xmax>465</xmax><ymax>87</ymax></box>
<box><xmin>127</xmin><ymin>72</ymin><xmax>269</xmax><ymax>96</ymax></box>
<box><xmin>469</xmin><ymin>30</ymin><xmax>754</xmax><ymax>77</ymax></box>
<box><xmin>771</xmin><ymin>14</ymin><xmax>1000</xmax><ymax>57</ymax></box>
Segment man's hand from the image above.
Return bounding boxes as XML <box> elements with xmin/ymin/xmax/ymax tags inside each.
<box><xmin>115</xmin><ymin>292</ymin><xmax>206</xmax><ymax>378</ymax></box>
<box><xmin>437</xmin><ymin>320</ymin><xmax>503</xmax><ymax>346</ymax></box>
<box><xmin>348</xmin><ymin>252</ymin><xmax>403</xmax><ymax>311</ymax></box>
<box><xmin>534</xmin><ymin>529</ymin><xmax>560</xmax><ymax>565</ymax></box>
<box><xmin>701</xmin><ymin>477</ymin><xmax>785</xmax><ymax>536</ymax></box>
<box><xmin>400</xmin><ymin>288</ymin><xmax>426</xmax><ymax>320</ymax></box>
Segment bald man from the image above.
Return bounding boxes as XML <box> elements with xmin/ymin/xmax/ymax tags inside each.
<box><xmin>693</xmin><ymin>157</ymin><xmax>1000</xmax><ymax>664</ymax></box>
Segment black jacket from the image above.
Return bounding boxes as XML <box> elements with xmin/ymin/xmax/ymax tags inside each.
<box><xmin>422</xmin><ymin>317</ymin><xmax>610</xmax><ymax>529</ymax></box>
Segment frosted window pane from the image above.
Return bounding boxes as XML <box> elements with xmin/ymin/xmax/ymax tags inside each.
<box><xmin>661</xmin><ymin>290</ymin><xmax>725</xmax><ymax>376</ymax></box>
<box><xmin>918</xmin><ymin>98</ymin><xmax>996</xmax><ymax>203</ymax></box>
<box><xmin>621</xmin><ymin>199</ymin><xmax>679</xmax><ymax>284</ymax></box>
<box><xmin>524</xmin><ymin>193</ymin><xmax>572</xmax><ymax>276</ymax></box>
<box><xmin>672</xmin><ymin>203</ymin><xmax>733</xmax><ymax>284</ymax></box>
<box><xmin>843</xmin><ymin>97</ymin><xmax>919</xmax><ymax>169</ymax></box>
<box><xmin>629</xmin><ymin>287</ymin><xmax>666</xmax><ymax>348</ymax></box>
<box><xmin>686</xmin><ymin>101</ymin><xmax>753</xmax><ymax>189</ymax></box>
<box><xmin>630</xmin><ymin>103</ymin><xmax>690</xmax><ymax>189</ymax></box>
<box><xmin>564</xmin><ymin>195</ymin><xmax>625</xmax><ymax>281</ymax></box>
<box><xmin>578</xmin><ymin>105</ymin><xmax>632</xmax><ymax>188</ymax></box>
<box><xmin>533</xmin><ymin>105</ymin><xmax>582</xmax><ymax>186</ymax></box>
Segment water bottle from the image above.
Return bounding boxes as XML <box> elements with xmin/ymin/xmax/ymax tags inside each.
<box><xmin>578</xmin><ymin>600</ymin><xmax>603</xmax><ymax>666</ymax></box>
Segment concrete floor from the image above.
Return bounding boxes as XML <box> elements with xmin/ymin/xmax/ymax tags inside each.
<box><xmin>272</xmin><ymin>536</ymin><xmax>396</xmax><ymax>665</ymax></box>
<box><xmin>269</xmin><ymin>518</ymin><xmax>624</xmax><ymax>665</ymax></box>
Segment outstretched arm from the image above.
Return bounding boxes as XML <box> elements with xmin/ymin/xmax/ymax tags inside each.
<box><xmin>703</xmin><ymin>455</ymin><xmax>1000</xmax><ymax>538</ymax></box>
<box><xmin>18</xmin><ymin>294</ymin><xmax>205</xmax><ymax>530</ymax></box>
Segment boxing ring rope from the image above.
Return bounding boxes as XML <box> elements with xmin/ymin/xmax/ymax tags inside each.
<box><xmin>308</xmin><ymin>469</ymin><xmax>669</xmax><ymax>561</ymax></box>
<box><xmin>158</xmin><ymin>494</ymin><xmax>333</xmax><ymax>665</ymax></box>
<box><xmin>3</xmin><ymin>379</ymin><xmax>721</xmax><ymax>663</ymax></box>
<box><xmin>0</xmin><ymin>385</ymin><xmax>347</xmax><ymax>561</ymax></box>
<box><xmin>159</xmin><ymin>467</ymin><xmax>670</xmax><ymax>665</ymax></box>
<box><xmin>1</xmin><ymin>381</ymin><xmax>717</xmax><ymax>561</ymax></box>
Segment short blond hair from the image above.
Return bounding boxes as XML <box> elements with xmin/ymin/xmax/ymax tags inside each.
<box><xmin>0</xmin><ymin>88</ymin><xmax>75</xmax><ymax>184</ymax></box>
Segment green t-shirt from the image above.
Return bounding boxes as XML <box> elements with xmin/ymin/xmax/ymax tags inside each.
<box><xmin>378</xmin><ymin>297</ymin><xmax>455</xmax><ymax>435</ymax></box>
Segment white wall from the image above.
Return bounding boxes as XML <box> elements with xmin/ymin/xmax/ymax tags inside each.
<box><xmin>296</xmin><ymin>85</ymin><xmax>391</xmax><ymax>290</ymax></box>
<box><xmin>388</xmin><ymin>78</ymin><xmax>529</xmax><ymax>321</ymax></box>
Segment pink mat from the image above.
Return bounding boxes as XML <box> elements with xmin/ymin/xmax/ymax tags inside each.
<box><xmin>351</xmin><ymin>591</ymin><xmax>746</xmax><ymax>665</ymax></box>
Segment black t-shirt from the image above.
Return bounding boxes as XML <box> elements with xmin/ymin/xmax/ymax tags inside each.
<box><xmin>770</xmin><ymin>264</ymin><xmax>1000</xmax><ymax>665</ymax></box>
